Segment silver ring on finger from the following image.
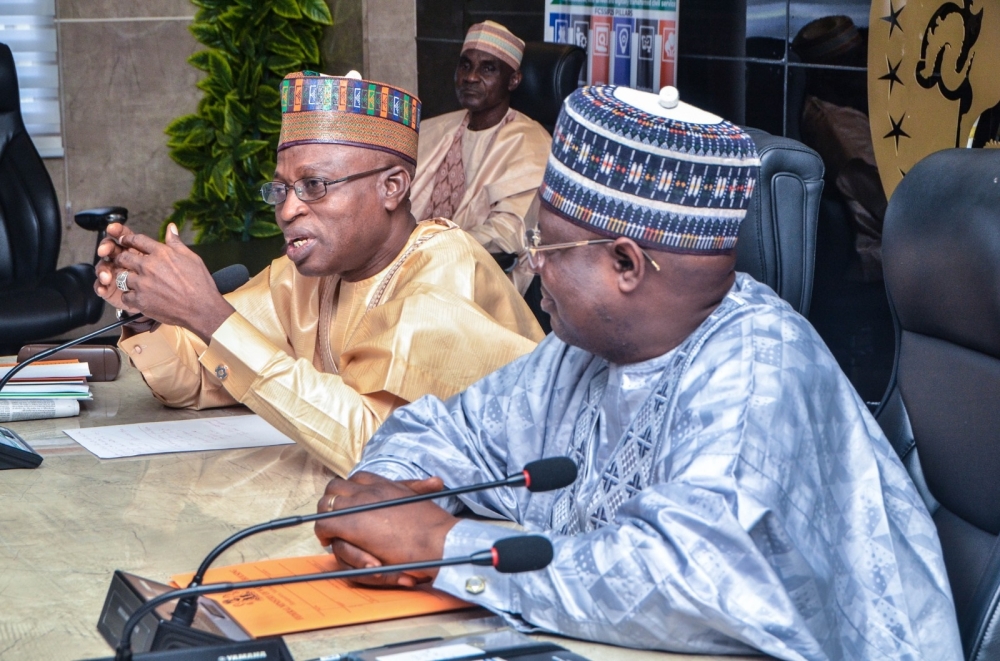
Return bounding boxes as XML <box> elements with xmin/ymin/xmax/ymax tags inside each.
<box><xmin>116</xmin><ymin>270</ymin><xmax>131</xmax><ymax>293</ymax></box>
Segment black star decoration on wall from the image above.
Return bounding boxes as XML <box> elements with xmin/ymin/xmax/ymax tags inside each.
<box><xmin>880</xmin><ymin>57</ymin><xmax>904</xmax><ymax>94</ymax></box>
<box><xmin>881</xmin><ymin>1</ymin><xmax>905</xmax><ymax>37</ymax></box>
<box><xmin>884</xmin><ymin>113</ymin><xmax>910</xmax><ymax>150</ymax></box>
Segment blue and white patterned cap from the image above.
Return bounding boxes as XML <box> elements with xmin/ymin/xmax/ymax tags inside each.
<box><xmin>539</xmin><ymin>85</ymin><xmax>760</xmax><ymax>254</ymax></box>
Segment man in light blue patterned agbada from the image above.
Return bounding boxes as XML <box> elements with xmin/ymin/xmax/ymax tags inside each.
<box><xmin>313</xmin><ymin>86</ymin><xmax>962</xmax><ymax>660</ymax></box>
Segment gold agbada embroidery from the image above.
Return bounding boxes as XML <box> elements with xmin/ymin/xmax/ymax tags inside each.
<box><xmin>120</xmin><ymin>220</ymin><xmax>543</xmax><ymax>476</ymax></box>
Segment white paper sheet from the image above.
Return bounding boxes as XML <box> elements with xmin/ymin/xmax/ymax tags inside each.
<box><xmin>63</xmin><ymin>415</ymin><xmax>294</xmax><ymax>459</ymax></box>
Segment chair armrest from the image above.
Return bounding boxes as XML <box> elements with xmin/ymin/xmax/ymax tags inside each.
<box><xmin>74</xmin><ymin>207</ymin><xmax>128</xmax><ymax>232</ymax></box>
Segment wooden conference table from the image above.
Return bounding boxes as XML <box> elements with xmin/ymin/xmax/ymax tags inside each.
<box><xmin>0</xmin><ymin>361</ymin><xmax>762</xmax><ymax>661</ymax></box>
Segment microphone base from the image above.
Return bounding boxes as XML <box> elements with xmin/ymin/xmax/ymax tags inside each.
<box><xmin>79</xmin><ymin>637</ymin><xmax>293</xmax><ymax>661</ymax></box>
<box><xmin>98</xmin><ymin>571</ymin><xmax>251</xmax><ymax>653</ymax></box>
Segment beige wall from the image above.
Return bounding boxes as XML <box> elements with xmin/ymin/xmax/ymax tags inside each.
<box><xmin>41</xmin><ymin>0</ymin><xmax>416</xmax><ymax>336</ymax></box>
<box><xmin>362</xmin><ymin>0</ymin><xmax>418</xmax><ymax>94</ymax></box>
<box><xmin>49</xmin><ymin>1</ymin><xmax>201</xmax><ymax>271</ymax></box>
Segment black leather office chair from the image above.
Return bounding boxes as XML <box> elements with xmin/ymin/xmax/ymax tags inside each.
<box><xmin>737</xmin><ymin>128</ymin><xmax>824</xmax><ymax>316</ymax></box>
<box><xmin>874</xmin><ymin>148</ymin><xmax>1000</xmax><ymax>661</ymax></box>
<box><xmin>510</xmin><ymin>42</ymin><xmax>586</xmax><ymax>134</ymax></box>
<box><xmin>0</xmin><ymin>42</ymin><xmax>127</xmax><ymax>353</ymax></box>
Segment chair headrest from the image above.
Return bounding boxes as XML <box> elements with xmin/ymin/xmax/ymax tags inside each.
<box><xmin>884</xmin><ymin>148</ymin><xmax>1000</xmax><ymax>535</ymax></box>
<box><xmin>884</xmin><ymin>148</ymin><xmax>1000</xmax><ymax>358</ymax></box>
<box><xmin>510</xmin><ymin>42</ymin><xmax>585</xmax><ymax>130</ymax></box>
<box><xmin>0</xmin><ymin>43</ymin><xmax>19</xmax><ymax>114</ymax></box>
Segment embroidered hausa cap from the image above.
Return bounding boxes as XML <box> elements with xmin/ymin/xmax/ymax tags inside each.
<box><xmin>278</xmin><ymin>70</ymin><xmax>421</xmax><ymax>164</ymax></box>
<box><xmin>539</xmin><ymin>85</ymin><xmax>760</xmax><ymax>254</ymax></box>
<box><xmin>462</xmin><ymin>20</ymin><xmax>525</xmax><ymax>70</ymax></box>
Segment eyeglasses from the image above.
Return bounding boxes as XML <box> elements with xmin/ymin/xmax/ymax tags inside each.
<box><xmin>522</xmin><ymin>229</ymin><xmax>661</xmax><ymax>271</ymax></box>
<box><xmin>260</xmin><ymin>166</ymin><xmax>392</xmax><ymax>205</ymax></box>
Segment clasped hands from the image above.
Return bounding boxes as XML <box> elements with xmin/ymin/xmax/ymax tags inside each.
<box><xmin>94</xmin><ymin>223</ymin><xmax>236</xmax><ymax>343</ymax></box>
<box><xmin>314</xmin><ymin>472</ymin><xmax>461</xmax><ymax>588</ymax></box>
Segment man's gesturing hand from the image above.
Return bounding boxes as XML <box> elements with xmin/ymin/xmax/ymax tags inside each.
<box><xmin>95</xmin><ymin>222</ymin><xmax>142</xmax><ymax>313</ymax></box>
<box><xmin>96</xmin><ymin>223</ymin><xmax>236</xmax><ymax>343</ymax></box>
<box><xmin>314</xmin><ymin>472</ymin><xmax>460</xmax><ymax>587</ymax></box>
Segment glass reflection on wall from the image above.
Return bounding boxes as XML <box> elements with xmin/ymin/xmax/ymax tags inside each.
<box><xmin>677</xmin><ymin>0</ymin><xmax>893</xmax><ymax>402</ymax></box>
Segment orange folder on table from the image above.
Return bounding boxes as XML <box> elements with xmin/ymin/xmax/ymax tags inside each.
<box><xmin>171</xmin><ymin>554</ymin><xmax>471</xmax><ymax>638</ymax></box>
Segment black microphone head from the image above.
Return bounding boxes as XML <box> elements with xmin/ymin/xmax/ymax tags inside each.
<box><xmin>211</xmin><ymin>264</ymin><xmax>250</xmax><ymax>294</ymax></box>
<box><xmin>492</xmin><ymin>535</ymin><xmax>553</xmax><ymax>573</ymax></box>
<box><xmin>523</xmin><ymin>457</ymin><xmax>577</xmax><ymax>492</ymax></box>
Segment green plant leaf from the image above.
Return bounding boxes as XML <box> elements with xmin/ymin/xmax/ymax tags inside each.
<box><xmin>207</xmin><ymin>51</ymin><xmax>233</xmax><ymax>89</ymax></box>
<box><xmin>223</xmin><ymin>109</ymin><xmax>244</xmax><ymax>139</ymax></box>
<box><xmin>218</xmin><ymin>5</ymin><xmax>250</xmax><ymax>31</ymax></box>
<box><xmin>248</xmin><ymin>219</ymin><xmax>282</xmax><ymax>238</ymax></box>
<box><xmin>187</xmin><ymin>51</ymin><xmax>213</xmax><ymax>72</ymax></box>
<box><xmin>223</xmin><ymin>213</ymin><xmax>245</xmax><ymax>231</ymax></box>
<box><xmin>164</xmin><ymin>114</ymin><xmax>204</xmax><ymax>137</ymax></box>
<box><xmin>257</xmin><ymin>83</ymin><xmax>281</xmax><ymax>107</ymax></box>
<box><xmin>267</xmin><ymin>32</ymin><xmax>307</xmax><ymax>60</ymax></box>
<box><xmin>208</xmin><ymin>155</ymin><xmax>234</xmax><ymax>199</ymax></box>
<box><xmin>265</xmin><ymin>54</ymin><xmax>300</xmax><ymax>76</ymax></box>
<box><xmin>257</xmin><ymin>115</ymin><xmax>282</xmax><ymax>134</ymax></box>
<box><xmin>185</xmin><ymin>126</ymin><xmax>215</xmax><ymax>147</ymax></box>
<box><xmin>225</xmin><ymin>95</ymin><xmax>251</xmax><ymax>127</ymax></box>
<box><xmin>204</xmin><ymin>104</ymin><xmax>225</xmax><ymax>128</ymax></box>
<box><xmin>196</xmin><ymin>76</ymin><xmax>228</xmax><ymax>100</ymax></box>
<box><xmin>169</xmin><ymin>146</ymin><xmax>208</xmax><ymax>169</ymax></box>
<box><xmin>271</xmin><ymin>0</ymin><xmax>302</xmax><ymax>19</ymax></box>
<box><xmin>295</xmin><ymin>29</ymin><xmax>321</xmax><ymax>64</ymax></box>
<box><xmin>233</xmin><ymin>139</ymin><xmax>269</xmax><ymax>160</ymax></box>
<box><xmin>235</xmin><ymin>61</ymin><xmax>253</xmax><ymax>97</ymax></box>
<box><xmin>189</xmin><ymin>22</ymin><xmax>222</xmax><ymax>49</ymax></box>
<box><xmin>298</xmin><ymin>0</ymin><xmax>333</xmax><ymax>25</ymax></box>
<box><xmin>215</xmin><ymin>128</ymin><xmax>235</xmax><ymax>148</ymax></box>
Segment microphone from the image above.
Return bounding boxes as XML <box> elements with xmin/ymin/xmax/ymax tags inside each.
<box><xmin>168</xmin><ymin>457</ymin><xmax>576</xmax><ymax>624</ymax></box>
<box><xmin>0</xmin><ymin>264</ymin><xmax>251</xmax><ymax>394</ymax></box>
<box><xmin>93</xmin><ymin>535</ymin><xmax>553</xmax><ymax>661</ymax></box>
<box><xmin>479</xmin><ymin>534</ymin><xmax>553</xmax><ymax>573</ymax></box>
<box><xmin>205</xmin><ymin>263</ymin><xmax>251</xmax><ymax>296</ymax></box>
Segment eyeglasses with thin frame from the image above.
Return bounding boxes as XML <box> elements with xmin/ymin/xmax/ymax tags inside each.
<box><xmin>522</xmin><ymin>228</ymin><xmax>661</xmax><ymax>271</ymax></box>
<box><xmin>260</xmin><ymin>166</ymin><xmax>392</xmax><ymax>205</ymax></box>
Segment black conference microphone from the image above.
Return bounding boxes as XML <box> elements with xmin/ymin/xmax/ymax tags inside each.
<box><xmin>88</xmin><ymin>535</ymin><xmax>553</xmax><ymax>661</ymax></box>
<box><xmin>0</xmin><ymin>264</ymin><xmax>251</xmax><ymax>395</ymax></box>
<box><xmin>169</xmin><ymin>456</ymin><xmax>577</xmax><ymax>624</ymax></box>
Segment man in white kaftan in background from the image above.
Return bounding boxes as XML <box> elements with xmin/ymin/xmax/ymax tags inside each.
<box><xmin>409</xmin><ymin>20</ymin><xmax>550</xmax><ymax>293</ymax></box>
<box><xmin>312</xmin><ymin>85</ymin><xmax>963</xmax><ymax>660</ymax></box>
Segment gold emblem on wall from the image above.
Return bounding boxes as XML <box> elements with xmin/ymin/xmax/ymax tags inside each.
<box><xmin>868</xmin><ymin>0</ymin><xmax>1000</xmax><ymax>197</ymax></box>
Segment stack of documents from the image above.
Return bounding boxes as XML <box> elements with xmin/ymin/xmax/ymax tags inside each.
<box><xmin>0</xmin><ymin>358</ymin><xmax>93</xmax><ymax>422</ymax></box>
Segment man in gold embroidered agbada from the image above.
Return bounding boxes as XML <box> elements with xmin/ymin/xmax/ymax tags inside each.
<box><xmin>93</xmin><ymin>71</ymin><xmax>543</xmax><ymax>476</ymax></box>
